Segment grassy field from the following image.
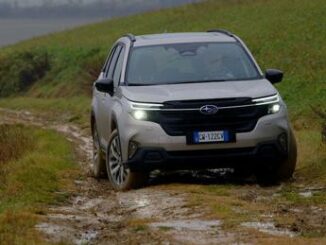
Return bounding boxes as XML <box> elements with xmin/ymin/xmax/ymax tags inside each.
<box><xmin>0</xmin><ymin>0</ymin><xmax>325</xmax><ymax>243</ymax></box>
<box><xmin>0</xmin><ymin>124</ymin><xmax>77</xmax><ymax>244</ymax></box>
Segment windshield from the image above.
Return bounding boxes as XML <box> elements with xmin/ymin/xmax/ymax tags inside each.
<box><xmin>126</xmin><ymin>42</ymin><xmax>261</xmax><ymax>85</ymax></box>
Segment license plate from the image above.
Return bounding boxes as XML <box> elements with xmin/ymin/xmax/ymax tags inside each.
<box><xmin>193</xmin><ymin>130</ymin><xmax>230</xmax><ymax>143</ymax></box>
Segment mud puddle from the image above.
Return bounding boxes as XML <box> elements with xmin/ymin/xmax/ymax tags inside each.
<box><xmin>149</xmin><ymin>220</ymin><xmax>238</xmax><ymax>245</ymax></box>
<box><xmin>241</xmin><ymin>221</ymin><xmax>297</xmax><ymax>237</ymax></box>
<box><xmin>151</xmin><ymin>219</ymin><xmax>221</xmax><ymax>231</ymax></box>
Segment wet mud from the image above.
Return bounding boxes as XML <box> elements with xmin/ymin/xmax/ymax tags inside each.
<box><xmin>1</xmin><ymin>108</ymin><xmax>325</xmax><ymax>244</ymax></box>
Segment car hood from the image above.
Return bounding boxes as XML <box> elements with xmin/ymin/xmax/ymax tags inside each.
<box><xmin>121</xmin><ymin>79</ymin><xmax>278</xmax><ymax>103</ymax></box>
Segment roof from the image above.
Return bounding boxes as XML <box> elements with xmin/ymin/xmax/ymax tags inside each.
<box><xmin>123</xmin><ymin>32</ymin><xmax>237</xmax><ymax>47</ymax></box>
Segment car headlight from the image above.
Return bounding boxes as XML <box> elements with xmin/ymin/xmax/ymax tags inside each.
<box><xmin>268</xmin><ymin>103</ymin><xmax>281</xmax><ymax>114</ymax></box>
<box><xmin>132</xmin><ymin>110</ymin><xmax>147</xmax><ymax>120</ymax></box>
<box><xmin>128</xmin><ymin>101</ymin><xmax>163</xmax><ymax>120</ymax></box>
<box><xmin>252</xmin><ymin>94</ymin><xmax>280</xmax><ymax>104</ymax></box>
<box><xmin>252</xmin><ymin>94</ymin><xmax>281</xmax><ymax>114</ymax></box>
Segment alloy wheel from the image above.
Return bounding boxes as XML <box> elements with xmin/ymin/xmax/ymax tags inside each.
<box><xmin>108</xmin><ymin>136</ymin><xmax>129</xmax><ymax>186</ymax></box>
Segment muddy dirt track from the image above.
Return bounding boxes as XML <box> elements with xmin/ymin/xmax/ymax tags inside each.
<box><xmin>1</xmin><ymin>108</ymin><xmax>325</xmax><ymax>245</ymax></box>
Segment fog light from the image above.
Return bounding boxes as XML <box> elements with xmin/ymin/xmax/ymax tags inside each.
<box><xmin>128</xmin><ymin>141</ymin><xmax>138</xmax><ymax>159</ymax></box>
<box><xmin>278</xmin><ymin>133</ymin><xmax>288</xmax><ymax>152</ymax></box>
<box><xmin>133</xmin><ymin>110</ymin><xmax>147</xmax><ymax>120</ymax></box>
<box><xmin>268</xmin><ymin>103</ymin><xmax>280</xmax><ymax>114</ymax></box>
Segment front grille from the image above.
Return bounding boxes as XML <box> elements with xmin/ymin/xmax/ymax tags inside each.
<box><xmin>147</xmin><ymin>98</ymin><xmax>269</xmax><ymax>136</ymax></box>
<box><xmin>163</xmin><ymin>97</ymin><xmax>253</xmax><ymax>109</ymax></box>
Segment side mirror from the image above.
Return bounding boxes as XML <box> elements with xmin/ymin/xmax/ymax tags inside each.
<box><xmin>265</xmin><ymin>69</ymin><xmax>283</xmax><ymax>84</ymax></box>
<box><xmin>95</xmin><ymin>78</ymin><xmax>114</xmax><ymax>94</ymax></box>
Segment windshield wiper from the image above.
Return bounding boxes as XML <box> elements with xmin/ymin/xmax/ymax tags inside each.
<box><xmin>128</xmin><ymin>83</ymin><xmax>157</xmax><ymax>86</ymax></box>
<box><xmin>128</xmin><ymin>79</ymin><xmax>227</xmax><ymax>86</ymax></box>
<box><xmin>168</xmin><ymin>79</ymin><xmax>227</xmax><ymax>84</ymax></box>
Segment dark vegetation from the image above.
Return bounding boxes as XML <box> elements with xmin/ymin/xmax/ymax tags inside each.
<box><xmin>0</xmin><ymin>50</ymin><xmax>50</xmax><ymax>97</ymax></box>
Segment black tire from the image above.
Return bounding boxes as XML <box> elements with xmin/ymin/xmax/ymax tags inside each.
<box><xmin>277</xmin><ymin>129</ymin><xmax>297</xmax><ymax>180</ymax></box>
<box><xmin>106</xmin><ymin>129</ymin><xmax>148</xmax><ymax>191</ymax></box>
<box><xmin>255</xmin><ymin>129</ymin><xmax>297</xmax><ymax>184</ymax></box>
<box><xmin>92</xmin><ymin>124</ymin><xmax>106</xmax><ymax>178</ymax></box>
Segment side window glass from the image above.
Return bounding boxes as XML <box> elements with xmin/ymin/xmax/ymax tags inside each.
<box><xmin>113</xmin><ymin>46</ymin><xmax>126</xmax><ymax>87</ymax></box>
<box><xmin>102</xmin><ymin>47</ymin><xmax>116</xmax><ymax>74</ymax></box>
<box><xmin>106</xmin><ymin>46</ymin><xmax>122</xmax><ymax>79</ymax></box>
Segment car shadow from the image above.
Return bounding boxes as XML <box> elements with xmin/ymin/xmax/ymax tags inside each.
<box><xmin>148</xmin><ymin>169</ymin><xmax>258</xmax><ymax>187</ymax></box>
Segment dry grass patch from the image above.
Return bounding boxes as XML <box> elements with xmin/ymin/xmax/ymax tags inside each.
<box><xmin>0</xmin><ymin>211</ymin><xmax>44</xmax><ymax>245</ymax></box>
<box><xmin>0</xmin><ymin>124</ymin><xmax>78</xmax><ymax>244</ymax></box>
<box><xmin>0</xmin><ymin>124</ymin><xmax>34</xmax><ymax>184</ymax></box>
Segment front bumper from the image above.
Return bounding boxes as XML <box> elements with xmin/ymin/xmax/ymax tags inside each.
<box><xmin>126</xmin><ymin>140</ymin><xmax>287</xmax><ymax>171</ymax></box>
<box><xmin>118</xmin><ymin>104</ymin><xmax>291</xmax><ymax>164</ymax></box>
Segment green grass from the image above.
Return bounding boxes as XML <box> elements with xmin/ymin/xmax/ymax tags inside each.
<box><xmin>0</xmin><ymin>125</ymin><xmax>77</xmax><ymax>244</ymax></box>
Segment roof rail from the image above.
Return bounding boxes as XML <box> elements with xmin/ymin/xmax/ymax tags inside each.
<box><xmin>207</xmin><ymin>29</ymin><xmax>234</xmax><ymax>37</ymax></box>
<box><xmin>124</xmin><ymin>33</ymin><xmax>136</xmax><ymax>42</ymax></box>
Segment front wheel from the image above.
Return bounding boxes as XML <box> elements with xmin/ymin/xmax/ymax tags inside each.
<box><xmin>255</xmin><ymin>129</ymin><xmax>297</xmax><ymax>184</ymax></box>
<box><xmin>106</xmin><ymin>129</ymin><xmax>148</xmax><ymax>191</ymax></box>
<box><xmin>92</xmin><ymin>124</ymin><xmax>106</xmax><ymax>178</ymax></box>
<box><xmin>276</xmin><ymin>129</ymin><xmax>297</xmax><ymax>180</ymax></box>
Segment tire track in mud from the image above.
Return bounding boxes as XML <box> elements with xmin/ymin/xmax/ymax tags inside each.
<box><xmin>3</xmin><ymin>108</ymin><xmax>324</xmax><ymax>244</ymax></box>
<box><xmin>0</xmin><ymin>108</ymin><xmax>239</xmax><ymax>245</ymax></box>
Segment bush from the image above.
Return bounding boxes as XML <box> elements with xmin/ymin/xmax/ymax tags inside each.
<box><xmin>0</xmin><ymin>50</ymin><xmax>50</xmax><ymax>97</ymax></box>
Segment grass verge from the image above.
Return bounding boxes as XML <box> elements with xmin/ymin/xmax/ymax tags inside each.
<box><xmin>0</xmin><ymin>124</ymin><xmax>78</xmax><ymax>244</ymax></box>
<box><xmin>0</xmin><ymin>97</ymin><xmax>90</xmax><ymax>128</ymax></box>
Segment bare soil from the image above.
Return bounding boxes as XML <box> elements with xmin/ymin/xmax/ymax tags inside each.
<box><xmin>1</xmin><ymin>108</ymin><xmax>325</xmax><ymax>245</ymax></box>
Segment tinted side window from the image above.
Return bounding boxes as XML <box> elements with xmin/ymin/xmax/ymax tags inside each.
<box><xmin>106</xmin><ymin>45</ymin><xmax>122</xmax><ymax>79</ymax></box>
<box><xmin>113</xmin><ymin>46</ymin><xmax>125</xmax><ymax>87</ymax></box>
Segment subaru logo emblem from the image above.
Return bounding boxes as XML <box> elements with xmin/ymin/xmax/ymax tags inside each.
<box><xmin>200</xmin><ymin>105</ymin><xmax>219</xmax><ymax>115</ymax></box>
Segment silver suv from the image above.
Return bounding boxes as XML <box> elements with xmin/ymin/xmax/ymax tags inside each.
<box><xmin>91</xmin><ymin>30</ymin><xmax>297</xmax><ymax>190</ymax></box>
